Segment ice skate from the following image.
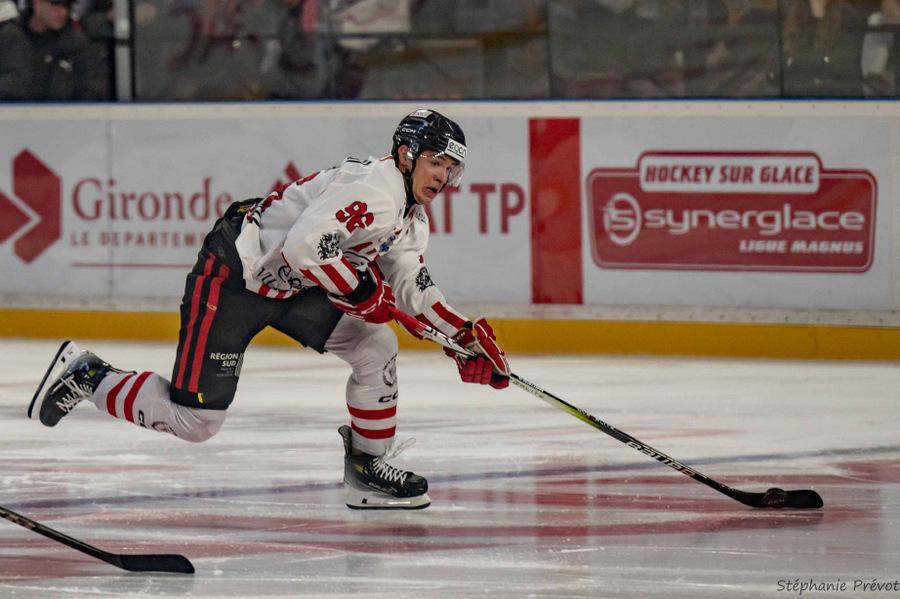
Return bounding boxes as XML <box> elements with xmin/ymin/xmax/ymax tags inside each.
<box><xmin>338</xmin><ymin>425</ymin><xmax>430</xmax><ymax>510</ymax></box>
<box><xmin>28</xmin><ymin>341</ymin><xmax>123</xmax><ymax>427</ymax></box>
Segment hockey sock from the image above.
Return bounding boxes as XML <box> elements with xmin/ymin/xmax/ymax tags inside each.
<box><xmin>92</xmin><ymin>371</ymin><xmax>224</xmax><ymax>441</ymax></box>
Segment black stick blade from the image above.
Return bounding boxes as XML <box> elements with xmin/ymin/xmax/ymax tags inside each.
<box><xmin>783</xmin><ymin>489</ymin><xmax>824</xmax><ymax>509</ymax></box>
<box><xmin>116</xmin><ymin>554</ymin><xmax>195</xmax><ymax>574</ymax></box>
<box><xmin>755</xmin><ymin>487</ymin><xmax>823</xmax><ymax>509</ymax></box>
<box><xmin>732</xmin><ymin>488</ymin><xmax>824</xmax><ymax>509</ymax></box>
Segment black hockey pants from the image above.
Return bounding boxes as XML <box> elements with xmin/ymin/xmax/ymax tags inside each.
<box><xmin>169</xmin><ymin>200</ymin><xmax>343</xmax><ymax>410</ymax></box>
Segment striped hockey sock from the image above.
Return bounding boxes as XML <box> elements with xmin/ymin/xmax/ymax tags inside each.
<box><xmin>92</xmin><ymin>371</ymin><xmax>224</xmax><ymax>441</ymax></box>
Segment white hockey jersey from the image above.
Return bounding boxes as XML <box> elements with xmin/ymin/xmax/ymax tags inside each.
<box><xmin>234</xmin><ymin>155</ymin><xmax>468</xmax><ymax>337</ymax></box>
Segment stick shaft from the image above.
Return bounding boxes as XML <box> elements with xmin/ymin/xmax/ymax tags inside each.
<box><xmin>506</xmin><ymin>372</ymin><xmax>747</xmax><ymax>500</ymax></box>
<box><xmin>0</xmin><ymin>504</ymin><xmax>116</xmax><ymax>564</ymax></box>
<box><xmin>0</xmin><ymin>504</ymin><xmax>195</xmax><ymax>573</ymax></box>
<box><xmin>388</xmin><ymin>306</ymin><xmax>822</xmax><ymax>509</ymax></box>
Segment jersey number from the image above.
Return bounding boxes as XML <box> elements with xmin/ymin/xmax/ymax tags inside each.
<box><xmin>336</xmin><ymin>201</ymin><xmax>374</xmax><ymax>232</ymax></box>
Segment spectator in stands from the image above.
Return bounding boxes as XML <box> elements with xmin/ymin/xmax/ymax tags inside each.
<box><xmin>548</xmin><ymin>0</ymin><xmax>685</xmax><ymax>98</ymax></box>
<box><xmin>78</xmin><ymin>0</ymin><xmax>115</xmax><ymax>100</ymax></box>
<box><xmin>861</xmin><ymin>0</ymin><xmax>900</xmax><ymax>96</ymax></box>
<box><xmin>325</xmin><ymin>0</ymin><xmax>413</xmax><ymax>99</ymax></box>
<box><xmin>455</xmin><ymin>0</ymin><xmax>549</xmax><ymax>98</ymax></box>
<box><xmin>781</xmin><ymin>0</ymin><xmax>876</xmax><ymax>97</ymax></box>
<box><xmin>547</xmin><ymin>0</ymin><xmax>632</xmax><ymax>97</ymax></box>
<box><xmin>260</xmin><ymin>0</ymin><xmax>332</xmax><ymax>99</ymax></box>
<box><xmin>163</xmin><ymin>0</ymin><xmax>272</xmax><ymax>100</ymax></box>
<box><xmin>682</xmin><ymin>0</ymin><xmax>781</xmax><ymax>97</ymax></box>
<box><xmin>0</xmin><ymin>0</ymin><xmax>34</xmax><ymax>100</ymax></box>
<box><xmin>626</xmin><ymin>0</ymin><xmax>686</xmax><ymax>97</ymax></box>
<box><xmin>680</xmin><ymin>0</ymin><xmax>732</xmax><ymax>96</ymax></box>
<box><xmin>21</xmin><ymin>0</ymin><xmax>105</xmax><ymax>100</ymax></box>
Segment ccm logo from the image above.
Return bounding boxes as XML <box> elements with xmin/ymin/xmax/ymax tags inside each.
<box><xmin>0</xmin><ymin>150</ymin><xmax>61</xmax><ymax>263</ymax></box>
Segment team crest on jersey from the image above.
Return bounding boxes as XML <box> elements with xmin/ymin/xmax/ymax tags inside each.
<box><xmin>415</xmin><ymin>267</ymin><xmax>434</xmax><ymax>291</ymax></box>
<box><xmin>317</xmin><ymin>232</ymin><xmax>341</xmax><ymax>260</ymax></box>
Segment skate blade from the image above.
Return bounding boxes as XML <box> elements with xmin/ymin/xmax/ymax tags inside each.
<box><xmin>345</xmin><ymin>486</ymin><xmax>431</xmax><ymax>510</ymax></box>
<box><xmin>27</xmin><ymin>341</ymin><xmax>83</xmax><ymax>420</ymax></box>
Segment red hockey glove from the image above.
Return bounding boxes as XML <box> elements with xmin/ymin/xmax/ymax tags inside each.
<box><xmin>328</xmin><ymin>268</ymin><xmax>396</xmax><ymax>324</ymax></box>
<box><xmin>445</xmin><ymin>318</ymin><xmax>510</xmax><ymax>389</ymax></box>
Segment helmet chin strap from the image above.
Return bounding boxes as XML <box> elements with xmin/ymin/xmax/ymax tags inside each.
<box><xmin>401</xmin><ymin>151</ymin><xmax>418</xmax><ymax>213</ymax></box>
<box><xmin>403</xmin><ymin>176</ymin><xmax>417</xmax><ymax>213</ymax></box>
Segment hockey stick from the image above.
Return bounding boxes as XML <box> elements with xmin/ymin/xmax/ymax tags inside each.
<box><xmin>389</xmin><ymin>307</ymin><xmax>823</xmax><ymax>510</ymax></box>
<box><xmin>0</xmin><ymin>504</ymin><xmax>195</xmax><ymax>573</ymax></box>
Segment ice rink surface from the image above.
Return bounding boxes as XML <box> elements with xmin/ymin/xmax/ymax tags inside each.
<box><xmin>0</xmin><ymin>338</ymin><xmax>898</xmax><ymax>598</ymax></box>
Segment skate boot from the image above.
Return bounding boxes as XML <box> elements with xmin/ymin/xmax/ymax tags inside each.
<box><xmin>339</xmin><ymin>425</ymin><xmax>430</xmax><ymax>510</ymax></box>
<box><xmin>28</xmin><ymin>341</ymin><xmax>124</xmax><ymax>427</ymax></box>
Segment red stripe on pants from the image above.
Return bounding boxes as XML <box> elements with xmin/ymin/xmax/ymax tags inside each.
<box><xmin>529</xmin><ymin>118</ymin><xmax>582</xmax><ymax>304</ymax></box>
<box><xmin>123</xmin><ymin>372</ymin><xmax>152</xmax><ymax>423</ymax></box>
<box><xmin>351</xmin><ymin>423</ymin><xmax>396</xmax><ymax>439</ymax></box>
<box><xmin>188</xmin><ymin>263</ymin><xmax>229</xmax><ymax>392</ymax></box>
<box><xmin>175</xmin><ymin>255</ymin><xmax>215</xmax><ymax>388</ymax></box>
<box><xmin>106</xmin><ymin>372</ymin><xmax>134</xmax><ymax>417</ymax></box>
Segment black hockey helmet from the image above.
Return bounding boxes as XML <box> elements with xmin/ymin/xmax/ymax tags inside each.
<box><xmin>391</xmin><ymin>109</ymin><xmax>467</xmax><ymax>186</ymax></box>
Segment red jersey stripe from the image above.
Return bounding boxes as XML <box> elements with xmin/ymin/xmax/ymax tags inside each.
<box><xmin>106</xmin><ymin>372</ymin><xmax>134</xmax><ymax>417</ymax></box>
<box><xmin>351</xmin><ymin>423</ymin><xmax>396</xmax><ymax>439</ymax></box>
<box><xmin>396</xmin><ymin>313</ymin><xmax>424</xmax><ymax>339</ymax></box>
<box><xmin>300</xmin><ymin>268</ymin><xmax>323</xmax><ymax>288</ymax></box>
<box><xmin>341</xmin><ymin>257</ymin><xmax>359</xmax><ymax>279</ymax></box>
<box><xmin>370</xmin><ymin>261</ymin><xmax>385</xmax><ymax>280</ymax></box>
<box><xmin>431</xmin><ymin>302</ymin><xmax>466</xmax><ymax>329</ymax></box>
<box><xmin>320</xmin><ymin>262</ymin><xmax>357</xmax><ymax>295</ymax></box>
<box><xmin>348</xmin><ymin>405</ymin><xmax>397</xmax><ymax>420</ymax></box>
<box><xmin>123</xmin><ymin>371</ymin><xmax>152</xmax><ymax>423</ymax></box>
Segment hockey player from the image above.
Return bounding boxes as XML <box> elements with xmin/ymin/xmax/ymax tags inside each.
<box><xmin>28</xmin><ymin>109</ymin><xmax>510</xmax><ymax>510</ymax></box>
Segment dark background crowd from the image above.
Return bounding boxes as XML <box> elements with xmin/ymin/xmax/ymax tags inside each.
<box><xmin>2</xmin><ymin>0</ymin><xmax>900</xmax><ymax>102</ymax></box>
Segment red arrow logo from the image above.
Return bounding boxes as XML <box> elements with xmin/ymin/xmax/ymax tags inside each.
<box><xmin>270</xmin><ymin>161</ymin><xmax>302</xmax><ymax>194</ymax></box>
<box><xmin>0</xmin><ymin>150</ymin><xmax>61</xmax><ymax>263</ymax></box>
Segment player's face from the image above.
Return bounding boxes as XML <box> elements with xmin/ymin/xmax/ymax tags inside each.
<box><xmin>32</xmin><ymin>0</ymin><xmax>71</xmax><ymax>31</ymax></box>
<box><xmin>411</xmin><ymin>152</ymin><xmax>458</xmax><ymax>205</ymax></box>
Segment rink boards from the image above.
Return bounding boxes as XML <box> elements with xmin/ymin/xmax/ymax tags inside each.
<box><xmin>2</xmin><ymin>306</ymin><xmax>899</xmax><ymax>360</ymax></box>
<box><xmin>0</xmin><ymin>101</ymin><xmax>899</xmax><ymax>358</ymax></box>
